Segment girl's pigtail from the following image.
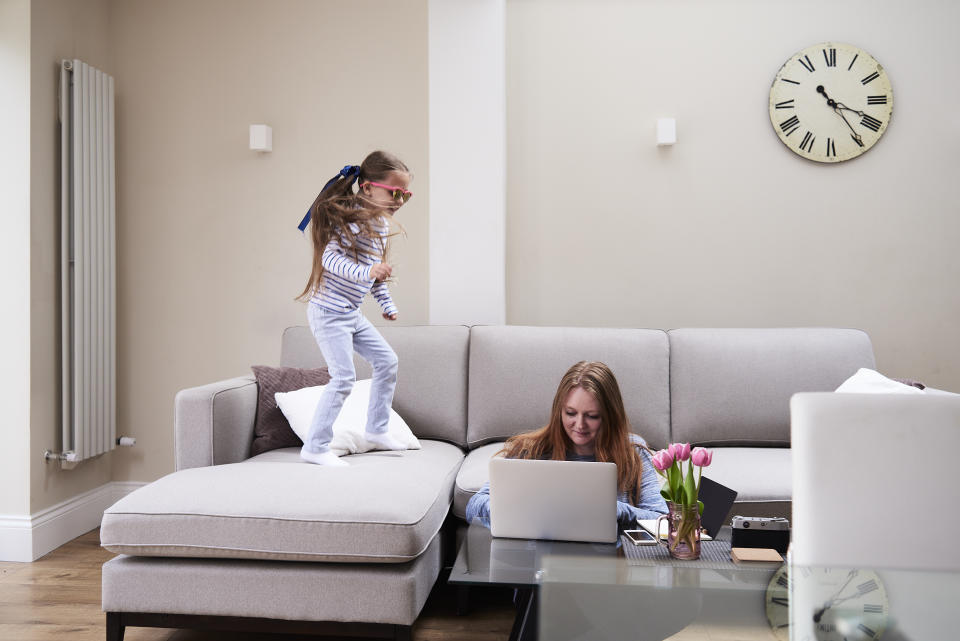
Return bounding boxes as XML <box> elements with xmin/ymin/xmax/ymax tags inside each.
<box><xmin>298</xmin><ymin>165</ymin><xmax>361</xmax><ymax>232</ymax></box>
<box><xmin>295</xmin><ymin>164</ymin><xmax>362</xmax><ymax>301</ymax></box>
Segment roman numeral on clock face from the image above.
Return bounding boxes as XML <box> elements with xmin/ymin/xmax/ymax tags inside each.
<box><xmin>775</xmin><ymin>99</ymin><xmax>795</xmax><ymax>109</ymax></box>
<box><xmin>826</xmin><ymin>138</ymin><xmax>836</xmax><ymax>157</ymax></box>
<box><xmin>863</xmin><ymin>604</ymin><xmax>884</xmax><ymax>613</ymax></box>
<box><xmin>861</xmin><ymin>71</ymin><xmax>880</xmax><ymax>85</ymax></box>
<box><xmin>847</xmin><ymin>53</ymin><xmax>859</xmax><ymax>70</ymax></box>
<box><xmin>857</xmin><ymin>623</ymin><xmax>878</xmax><ymax>638</ymax></box>
<box><xmin>857</xmin><ymin>579</ymin><xmax>879</xmax><ymax>595</ymax></box>
<box><xmin>799</xmin><ymin>131</ymin><xmax>815</xmax><ymax>152</ymax></box>
<box><xmin>779</xmin><ymin>115</ymin><xmax>800</xmax><ymax>136</ymax></box>
<box><xmin>867</xmin><ymin>95</ymin><xmax>888</xmax><ymax>105</ymax></box>
<box><xmin>799</xmin><ymin>55</ymin><xmax>816</xmax><ymax>72</ymax></box>
<box><xmin>860</xmin><ymin>114</ymin><xmax>883</xmax><ymax>132</ymax></box>
<box><xmin>823</xmin><ymin>48</ymin><xmax>836</xmax><ymax>67</ymax></box>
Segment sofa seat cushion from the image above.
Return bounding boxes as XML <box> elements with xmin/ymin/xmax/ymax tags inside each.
<box><xmin>698</xmin><ymin>447</ymin><xmax>792</xmax><ymax>520</ymax></box>
<box><xmin>101</xmin><ymin>440</ymin><xmax>464</xmax><ymax>563</ymax></box>
<box><xmin>453</xmin><ymin>442</ymin><xmax>504</xmax><ymax>519</ymax></box>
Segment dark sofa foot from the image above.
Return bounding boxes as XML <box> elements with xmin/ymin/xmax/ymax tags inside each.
<box><xmin>105</xmin><ymin>611</ymin><xmax>409</xmax><ymax>640</ymax></box>
<box><xmin>105</xmin><ymin>612</ymin><xmax>124</xmax><ymax>641</ymax></box>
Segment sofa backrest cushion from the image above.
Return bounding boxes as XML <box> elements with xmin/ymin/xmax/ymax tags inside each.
<box><xmin>668</xmin><ymin>328</ymin><xmax>875</xmax><ymax>446</ymax></box>
<box><xmin>280</xmin><ymin>325</ymin><xmax>469</xmax><ymax>447</ymax></box>
<box><xmin>467</xmin><ymin>326</ymin><xmax>671</xmax><ymax>449</ymax></box>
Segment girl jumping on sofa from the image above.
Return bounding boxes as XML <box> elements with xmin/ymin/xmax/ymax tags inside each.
<box><xmin>295</xmin><ymin>150</ymin><xmax>413</xmax><ymax>466</ymax></box>
<box><xmin>465</xmin><ymin>361</ymin><xmax>668</xmax><ymax>526</ymax></box>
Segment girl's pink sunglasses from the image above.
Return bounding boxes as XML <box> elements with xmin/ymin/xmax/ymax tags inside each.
<box><xmin>362</xmin><ymin>181</ymin><xmax>413</xmax><ymax>203</ymax></box>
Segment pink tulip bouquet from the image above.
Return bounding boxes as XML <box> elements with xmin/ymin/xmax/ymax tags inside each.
<box><xmin>651</xmin><ymin>444</ymin><xmax>714</xmax><ymax>557</ymax></box>
<box><xmin>651</xmin><ymin>443</ymin><xmax>714</xmax><ymax>511</ymax></box>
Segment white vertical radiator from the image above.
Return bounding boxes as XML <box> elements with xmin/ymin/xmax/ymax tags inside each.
<box><xmin>57</xmin><ymin>59</ymin><xmax>117</xmax><ymax>464</ymax></box>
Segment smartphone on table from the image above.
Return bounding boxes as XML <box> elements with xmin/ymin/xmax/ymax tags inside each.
<box><xmin>623</xmin><ymin>529</ymin><xmax>657</xmax><ymax>546</ymax></box>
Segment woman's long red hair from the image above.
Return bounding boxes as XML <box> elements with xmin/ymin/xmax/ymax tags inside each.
<box><xmin>498</xmin><ymin>361</ymin><xmax>645</xmax><ymax>504</ymax></box>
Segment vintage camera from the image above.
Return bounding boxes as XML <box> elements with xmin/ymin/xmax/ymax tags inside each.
<box><xmin>730</xmin><ymin>516</ymin><xmax>790</xmax><ymax>553</ymax></box>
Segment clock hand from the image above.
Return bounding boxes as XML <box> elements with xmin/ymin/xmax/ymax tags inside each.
<box><xmin>816</xmin><ymin>85</ymin><xmax>834</xmax><ymax>105</ymax></box>
<box><xmin>815</xmin><ymin>86</ymin><xmax>866</xmax><ymax>145</ymax></box>
<box><xmin>834</xmin><ymin>106</ymin><xmax>864</xmax><ymax>146</ymax></box>
<box><xmin>827</xmin><ymin>593</ymin><xmax>862</xmax><ymax>607</ymax></box>
<box><xmin>834</xmin><ymin>101</ymin><xmax>866</xmax><ymax>118</ymax></box>
<box><xmin>813</xmin><ymin>570</ymin><xmax>858</xmax><ymax>622</ymax></box>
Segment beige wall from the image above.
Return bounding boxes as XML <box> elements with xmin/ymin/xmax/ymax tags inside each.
<box><xmin>17</xmin><ymin>0</ymin><xmax>959</xmax><ymax>504</ymax></box>
<box><xmin>506</xmin><ymin>0</ymin><xmax>960</xmax><ymax>391</ymax></box>
<box><xmin>22</xmin><ymin>0</ymin><xmax>430</xmax><ymax>508</ymax></box>
<box><xmin>108</xmin><ymin>0</ymin><xmax>429</xmax><ymax>483</ymax></box>
<box><xmin>28</xmin><ymin>0</ymin><xmax>115</xmax><ymax>514</ymax></box>
<box><xmin>0</xmin><ymin>0</ymin><xmax>32</xmax><ymax>515</ymax></box>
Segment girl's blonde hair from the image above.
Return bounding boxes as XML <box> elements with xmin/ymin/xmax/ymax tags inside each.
<box><xmin>499</xmin><ymin>361</ymin><xmax>646</xmax><ymax>504</ymax></box>
<box><xmin>297</xmin><ymin>150</ymin><xmax>409</xmax><ymax>302</ymax></box>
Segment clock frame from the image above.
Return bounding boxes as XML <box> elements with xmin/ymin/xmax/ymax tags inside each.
<box><xmin>766</xmin><ymin>565</ymin><xmax>891</xmax><ymax>641</ymax></box>
<box><xmin>769</xmin><ymin>42</ymin><xmax>893</xmax><ymax>163</ymax></box>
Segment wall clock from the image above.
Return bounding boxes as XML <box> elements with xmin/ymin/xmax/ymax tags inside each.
<box><xmin>769</xmin><ymin>42</ymin><xmax>893</xmax><ymax>162</ymax></box>
<box><xmin>765</xmin><ymin>564</ymin><xmax>891</xmax><ymax>641</ymax></box>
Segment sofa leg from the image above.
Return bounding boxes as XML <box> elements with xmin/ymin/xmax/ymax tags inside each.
<box><xmin>395</xmin><ymin>624</ymin><xmax>413</xmax><ymax>641</ymax></box>
<box><xmin>456</xmin><ymin>585</ymin><xmax>470</xmax><ymax>615</ymax></box>
<box><xmin>105</xmin><ymin>612</ymin><xmax>124</xmax><ymax>641</ymax></box>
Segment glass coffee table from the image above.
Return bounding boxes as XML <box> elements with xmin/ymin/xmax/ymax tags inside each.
<box><xmin>449</xmin><ymin>521</ymin><xmax>960</xmax><ymax>641</ymax></box>
<box><xmin>448</xmin><ymin>520</ymin><xmax>622</xmax><ymax>641</ymax></box>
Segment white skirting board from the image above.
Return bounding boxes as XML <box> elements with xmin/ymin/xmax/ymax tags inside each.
<box><xmin>0</xmin><ymin>481</ymin><xmax>144</xmax><ymax>562</ymax></box>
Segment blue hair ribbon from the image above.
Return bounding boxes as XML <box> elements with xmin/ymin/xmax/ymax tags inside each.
<box><xmin>298</xmin><ymin>164</ymin><xmax>361</xmax><ymax>232</ymax></box>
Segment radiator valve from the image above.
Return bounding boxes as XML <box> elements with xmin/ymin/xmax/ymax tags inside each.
<box><xmin>43</xmin><ymin>450</ymin><xmax>80</xmax><ymax>469</ymax></box>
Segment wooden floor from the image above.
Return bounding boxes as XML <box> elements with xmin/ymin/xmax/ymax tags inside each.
<box><xmin>0</xmin><ymin>530</ymin><xmax>779</xmax><ymax>641</ymax></box>
<box><xmin>0</xmin><ymin>529</ymin><xmax>516</xmax><ymax>641</ymax></box>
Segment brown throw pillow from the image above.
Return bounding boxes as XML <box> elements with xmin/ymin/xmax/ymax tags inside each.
<box><xmin>250</xmin><ymin>365</ymin><xmax>331</xmax><ymax>456</ymax></box>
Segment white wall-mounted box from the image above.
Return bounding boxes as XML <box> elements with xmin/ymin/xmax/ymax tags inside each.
<box><xmin>249</xmin><ymin>124</ymin><xmax>272</xmax><ymax>152</ymax></box>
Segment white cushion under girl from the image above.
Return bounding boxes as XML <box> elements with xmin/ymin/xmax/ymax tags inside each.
<box><xmin>275</xmin><ymin>379</ymin><xmax>421</xmax><ymax>456</ymax></box>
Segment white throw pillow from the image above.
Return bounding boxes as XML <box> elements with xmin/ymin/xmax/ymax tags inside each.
<box><xmin>275</xmin><ymin>379</ymin><xmax>421</xmax><ymax>456</ymax></box>
<box><xmin>835</xmin><ymin>368</ymin><xmax>925</xmax><ymax>395</ymax></box>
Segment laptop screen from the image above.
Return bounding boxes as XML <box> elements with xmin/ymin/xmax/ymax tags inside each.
<box><xmin>697</xmin><ymin>476</ymin><xmax>738</xmax><ymax>538</ymax></box>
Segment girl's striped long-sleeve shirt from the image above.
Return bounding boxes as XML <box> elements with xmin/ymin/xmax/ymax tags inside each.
<box><xmin>310</xmin><ymin>219</ymin><xmax>397</xmax><ymax>317</ymax></box>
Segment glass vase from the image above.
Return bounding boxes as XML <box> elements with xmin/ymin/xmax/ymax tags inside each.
<box><xmin>659</xmin><ymin>501</ymin><xmax>701</xmax><ymax>560</ymax></box>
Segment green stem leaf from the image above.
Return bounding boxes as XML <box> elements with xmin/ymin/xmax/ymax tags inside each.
<box><xmin>683</xmin><ymin>462</ymin><xmax>697</xmax><ymax>506</ymax></box>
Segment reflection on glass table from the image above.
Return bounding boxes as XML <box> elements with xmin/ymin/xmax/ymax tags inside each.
<box><xmin>537</xmin><ymin>554</ymin><xmax>960</xmax><ymax>641</ymax></box>
<box><xmin>449</xmin><ymin>518</ymin><xmax>619</xmax><ymax>587</ymax></box>
<box><xmin>448</xmin><ymin>520</ymin><xmax>621</xmax><ymax>641</ymax></box>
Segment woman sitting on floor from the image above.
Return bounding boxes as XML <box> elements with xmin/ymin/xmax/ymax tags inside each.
<box><xmin>465</xmin><ymin>361</ymin><xmax>667</xmax><ymax>528</ymax></box>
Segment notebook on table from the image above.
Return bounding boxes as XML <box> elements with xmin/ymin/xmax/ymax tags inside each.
<box><xmin>488</xmin><ymin>457</ymin><xmax>618</xmax><ymax>544</ymax></box>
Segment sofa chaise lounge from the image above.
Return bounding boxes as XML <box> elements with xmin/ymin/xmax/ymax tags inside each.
<box><xmin>99</xmin><ymin>325</ymin><xmax>875</xmax><ymax>640</ymax></box>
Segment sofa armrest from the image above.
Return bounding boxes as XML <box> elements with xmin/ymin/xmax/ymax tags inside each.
<box><xmin>174</xmin><ymin>375</ymin><xmax>258</xmax><ymax>470</ymax></box>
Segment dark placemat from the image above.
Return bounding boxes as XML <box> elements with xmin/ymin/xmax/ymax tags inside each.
<box><xmin>621</xmin><ymin>535</ymin><xmax>740</xmax><ymax>569</ymax></box>
<box><xmin>621</xmin><ymin>526</ymin><xmax>784</xmax><ymax>571</ymax></box>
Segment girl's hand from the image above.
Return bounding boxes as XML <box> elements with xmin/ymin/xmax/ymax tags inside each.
<box><xmin>383</xmin><ymin>312</ymin><xmax>398</xmax><ymax>321</ymax></box>
<box><xmin>370</xmin><ymin>263</ymin><xmax>392</xmax><ymax>281</ymax></box>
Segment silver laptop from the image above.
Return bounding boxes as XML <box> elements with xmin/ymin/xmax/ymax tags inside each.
<box><xmin>488</xmin><ymin>457</ymin><xmax>618</xmax><ymax>543</ymax></box>
<box><xmin>791</xmin><ymin>392</ymin><xmax>960</xmax><ymax>571</ymax></box>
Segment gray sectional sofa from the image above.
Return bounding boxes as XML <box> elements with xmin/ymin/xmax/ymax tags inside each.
<box><xmin>99</xmin><ymin>325</ymin><xmax>875</xmax><ymax>640</ymax></box>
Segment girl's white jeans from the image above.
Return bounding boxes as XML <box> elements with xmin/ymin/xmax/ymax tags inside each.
<box><xmin>304</xmin><ymin>304</ymin><xmax>398</xmax><ymax>453</ymax></box>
